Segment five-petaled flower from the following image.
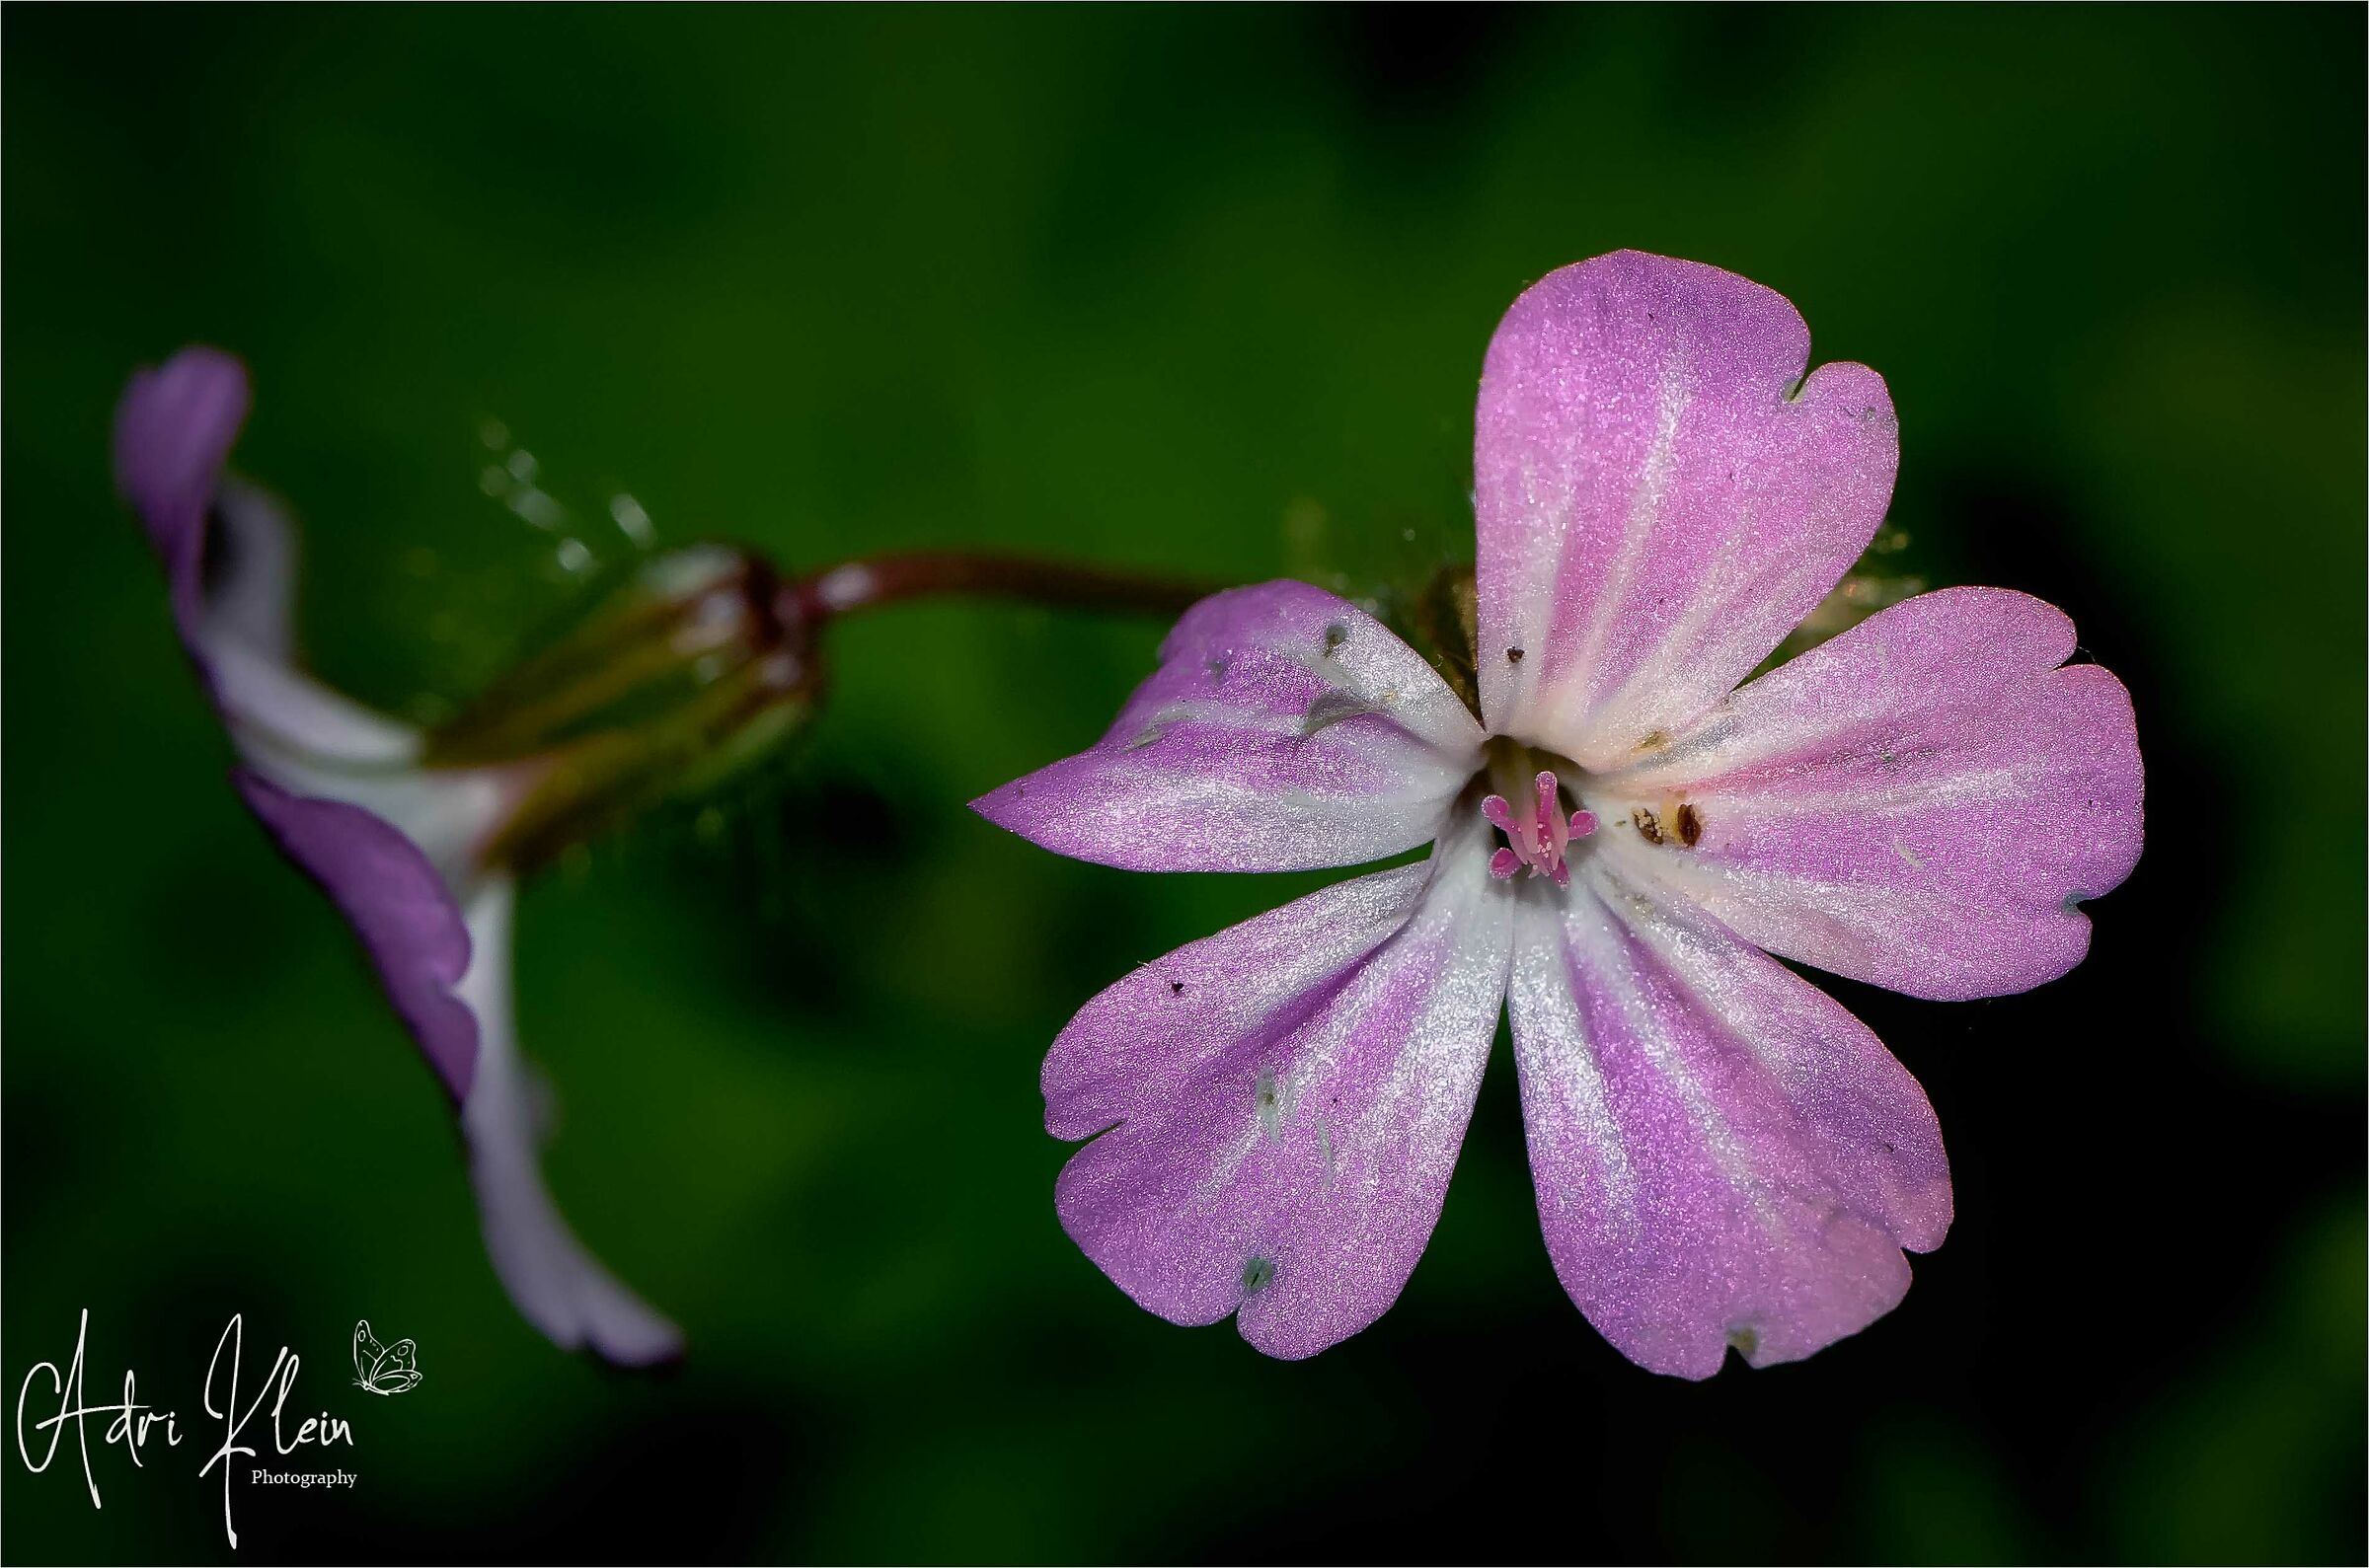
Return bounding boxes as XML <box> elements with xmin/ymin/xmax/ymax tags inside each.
<box><xmin>975</xmin><ymin>252</ymin><xmax>2144</xmax><ymax>1373</ymax></box>
<box><xmin>115</xmin><ymin>347</ymin><xmax>808</xmax><ymax>1366</ymax></box>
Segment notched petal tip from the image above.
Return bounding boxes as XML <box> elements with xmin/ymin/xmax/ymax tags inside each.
<box><xmin>1508</xmin><ymin>888</ymin><xmax>1948</xmax><ymax>1380</ymax></box>
<box><xmin>1046</xmin><ymin>857</ymin><xmax>1509</xmax><ymax>1360</ymax></box>
<box><xmin>1786</xmin><ymin>356</ymin><xmax>1896</xmax><ymax>424</ymax></box>
<box><xmin>1473</xmin><ymin>252</ymin><xmax>1901</xmax><ymax>762</ymax></box>
<box><xmin>1601</xmin><ymin>584</ymin><xmax>2144</xmax><ymax>1002</ymax></box>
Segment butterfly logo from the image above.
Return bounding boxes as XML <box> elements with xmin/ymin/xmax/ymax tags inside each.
<box><xmin>351</xmin><ymin>1319</ymin><xmax>422</xmax><ymax>1396</ymax></box>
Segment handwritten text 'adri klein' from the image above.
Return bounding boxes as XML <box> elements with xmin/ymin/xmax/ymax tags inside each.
<box><xmin>15</xmin><ymin>1310</ymin><xmax>354</xmax><ymax>1547</ymax></box>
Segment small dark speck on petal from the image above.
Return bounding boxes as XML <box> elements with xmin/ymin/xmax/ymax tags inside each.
<box><xmin>1241</xmin><ymin>1256</ymin><xmax>1275</xmax><ymax>1296</ymax></box>
<box><xmin>1322</xmin><ymin>623</ymin><xmax>1348</xmax><ymax>657</ymax></box>
<box><xmin>1170</xmin><ymin>981</ymin><xmax>1185</xmax><ymax>996</ymax></box>
<box><xmin>1505</xmin><ymin>646</ymin><xmax>1524</xmax><ymax>664</ymax></box>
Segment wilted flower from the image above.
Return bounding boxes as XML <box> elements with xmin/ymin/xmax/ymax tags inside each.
<box><xmin>976</xmin><ymin>252</ymin><xmax>2144</xmax><ymax>1373</ymax></box>
<box><xmin>117</xmin><ymin>347</ymin><xmax>813</xmax><ymax>1364</ymax></box>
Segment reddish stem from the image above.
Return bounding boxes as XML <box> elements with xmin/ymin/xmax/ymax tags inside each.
<box><xmin>784</xmin><ymin>550</ymin><xmax>1213</xmax><ymax>626</ymax></box>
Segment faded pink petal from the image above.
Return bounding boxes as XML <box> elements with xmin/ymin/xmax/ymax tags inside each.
<box><xmin>1508</xmin><ymin>876</ymin><xmax>1949</xmax><ymax>1380</ymax></box>
<box><xmin>973</xmin><ymin>581</ymin><xmax>1485</xmax><ymax>872</ymax></box>
<box><xmin>455</xmin><ymin>883</ymin><xmax>684</xmax><ymax>1368</ymax></box>
<box><xmin>126</xmin><ymin>350</ymin><xmax>678</xmax><ymax>1369</ymax></box>
<box><xmin>203</xmin><ymin>482</ymin><xmax>423</xmax><ymax>767</ymax></box>
<box><xmin>1473</xmin><ymin>252</ymin><xmax>1898</xmax><ymax>769</ymax></box>
<box><xmin>1048</xmin><ymin>839</ymin><xmax>1509</xmax><ymax>1358</ymax></box>
<box><xmin>233</xmin><ymin>780</ymin><xmax>681</xmax><ymax>1367</ymax></box>
<box><xmin>1588</xmin><ymin>587</ymin><xmax>2143</xmax><ymax>1000</ymax></box>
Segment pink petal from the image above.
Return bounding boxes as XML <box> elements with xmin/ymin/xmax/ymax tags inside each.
<box><xmin>1590</xmin><ymin>587</ymin><xmax>2144</xmax><ymax>1001</ymax></box>
<box><xmin>115</xmin><ymin>348</ymin><xmax>419</xmax><ymax>768</ymax></box>
<box><xmin>204</xmin><ymin>482</ymin><xmax>423</xmax><ymax>766</ymax></box>
<box><xmin>973</xmin><ymin>580</ymin><xmax>1486</xmax><ymax>872</ymax></box>
<box><xmin>1047</xmin><ymin>844</ymin><xmax>1511</xmax><ymax>1359</ymax></box>
<box><xmin>139</xmin><ymin>356</ymin><xmax>677</xmax><ymax>1369</ymax></box>
<box><xmin>1473</xmin><ymin>252</ymin><xmax>1898</xmax><ymax>769</ymax></box>
<box><xmin>1508</xmin><ymin>875</ymin><xmax>1950</xmax><ymax>1380</ymax></box>
<box><xmin>233</xmin><ymin>770</ymin><xmax>479</xmax><ymax>1102</ymax></box>
<box><xmin>115</xmin><ymin>345</ymin><xmax>250</xmax><ymax>571</ymax></box>
<box><xmin>455</xmin><ymin>882</ymin><xmax>684</xmax><ymax>1368</ymax></box>
<box><xmin>233</xmin><ymin>782</ymin><xmax>680</xmax><ymax>1367</ymax></box>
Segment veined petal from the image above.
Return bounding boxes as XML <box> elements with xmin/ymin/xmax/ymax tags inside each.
<box><xmin>1047</xmin><ymin>835</ymin><xmax>1511</xmax><ymax>1359</ymax></box>
<box><xmin>974</xmin><ymin>581</ymin><xmax>1487</xmax><ymax>872</ymax></box>
<box><xmin>116</xmin><ymin>347</ymin><xmax>420</xmax><ymax>769</ymax></box>
<box><xmin>1473</xmin><ymin>252</ymin><xmax>1898</xmax><ymax>769</ymax></box>
<box><xmin>1508</xmin><ymin>873</ymin><xmax>1949</xmax><ymax>1380</ymax></box>
<box><xmin>455</xmin><ymin>881</ymin><xmax>684</xmax><ymax>1368</ymax></box>
<box><xmin>1588</xmin><ymin>587</ymin><xmax>2144</xmax><ymax>1001</ymax></box>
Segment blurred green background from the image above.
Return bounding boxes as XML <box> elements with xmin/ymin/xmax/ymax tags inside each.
<box><xmin>5</xmin><ymin>7</ymin><xmax>2361</xmax><ymax>1563</ymax></box>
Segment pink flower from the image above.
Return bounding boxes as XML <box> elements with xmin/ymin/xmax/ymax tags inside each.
<box><xmin>974</xmin><ymin>252</ymin><xmax>2144</xmax><ymax>1374</ymax></box>
<box><xmin>117</xmin><ymin>347</ymin><xmax>721</xmax><ymax>1366</ymax></box>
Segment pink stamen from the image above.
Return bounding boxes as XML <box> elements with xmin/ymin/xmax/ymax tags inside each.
<box><xmin>1481</xmin><ymin>794</ymin><xmax>1517</xmax><ymax>836</ymax></box>
<box><xmin>1482</xmin><ymin>768</ymin><xmax>1588</xmax><ymax>885</ymax></box>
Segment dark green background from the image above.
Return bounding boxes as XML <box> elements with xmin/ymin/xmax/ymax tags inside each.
<box><xmin>5</xmin><ymin>7</ymin><xmax>2361</xmax><ymax>1563</ymax></box>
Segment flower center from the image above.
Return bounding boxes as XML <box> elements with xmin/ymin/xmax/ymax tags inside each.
<box><xmin>1480</xmin><ymin>748</ymin><xmax>1597</xmax><ymax>887</ymax></box>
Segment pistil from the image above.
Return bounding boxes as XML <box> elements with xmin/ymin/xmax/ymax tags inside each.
<box><xmin>1481</xmin><ymin>758</ymin><xmax>1597</xmax><ymax>886</ymax></box>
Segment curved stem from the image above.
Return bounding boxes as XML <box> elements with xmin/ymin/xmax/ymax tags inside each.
<box><xmin>787</xmin><ymin>550</ymin><xmax>1214</xmax><ymax>625</ymax></box>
